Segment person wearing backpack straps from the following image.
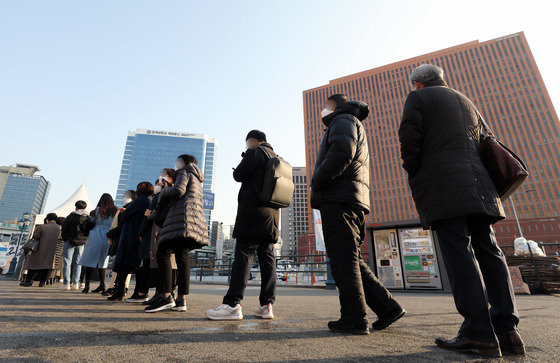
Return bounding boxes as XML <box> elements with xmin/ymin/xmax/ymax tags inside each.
<box><xmin>60</xmin><ymin>200</ymin><xmax>90</xmax><ymax>290</ymax></box>
<box><xmin>206</xmin><ymin>130</ymin><xmax>286</xmax><ymax>321</ymax></box>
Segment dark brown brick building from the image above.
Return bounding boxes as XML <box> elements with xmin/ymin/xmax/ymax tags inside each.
<box><xmin>303</xmin><ymin>32</ymin><xmax>560</xmax><ymax>255</ymax></box>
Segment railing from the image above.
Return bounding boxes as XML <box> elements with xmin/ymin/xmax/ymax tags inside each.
<box><xmin>190</xmin><ymin>254</ymin><xmax>337</xmax><ymax>286</ymax></box>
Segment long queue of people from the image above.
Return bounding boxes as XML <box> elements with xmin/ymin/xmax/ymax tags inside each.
<box><xmin>18</xmin><ymin>64</ymin><xmax>526</xmax><ymax>358</ymax></box>
<box><xmin>21</xmin><ymin>154</ymin><xmax>208</xmax><ymax>313</ymax></box>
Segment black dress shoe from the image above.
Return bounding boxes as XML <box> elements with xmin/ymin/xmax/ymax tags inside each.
<box><xmin>102</xmin><ymin>288</ymin><xmax>114</xmax><ymax>296</ymax></box>
<box><xmin>435</xmin><ymin>336</ymin><xmax>501</xmax><ymax>358</ymax></box>
<box><xmin>328</xmin><ymin>319</ymin><xmax>369</xmax><ymax>335</ymax></box>
<box><xmin>107</xmin><ymin>291</ymin><xmax>125</xmax><ymax>301</ymax></box>
<box><xmin>497</xmin><ymin>330</ymin><xmax>526</xmax><ymax>355</ymax></box>
<box><xmin>91</xmin><ymin>285</ymin><xmax>106</xmax><ymax>293</ymax></box>
<box><xmin>38</xmin><ymin>282</ymin><xmax>45</xmax><ymax>287</ymax></box>
<box><xmin>372</xmin><ymin>307</ymin><xmax>406</xmax><ymax>331</ymax></box>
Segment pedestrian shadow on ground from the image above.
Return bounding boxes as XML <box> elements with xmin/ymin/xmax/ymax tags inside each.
<box><xmin>261</xmin><ymin>345</ymin><xmax>512</xmax><ymax>362</ymax></box>
<box><xmin>0</xmin><ymin>328</ymin><xmax>338</xmax><ymax>349</ymax></box>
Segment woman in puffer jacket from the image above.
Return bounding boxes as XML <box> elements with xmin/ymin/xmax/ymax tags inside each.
<box><xmin>144</xmin><ymin>154</ymin><xmax>209</xmax><ymax>313</ymax></box>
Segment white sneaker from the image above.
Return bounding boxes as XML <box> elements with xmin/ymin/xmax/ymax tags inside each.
<box><xmin>79</xmin><ymin>283</ymin><xmax>85</xmax><ymax>289</ymax></box>
<box><xmin>60</xmin><ymin>284</ymin><xmax>71</xmax><ymax>291</ymax></box>
<box><xmin>205</xmin><ymin>304</ymin><xmax>243</xmax><ymax>320</ymax></box>
<box><xmin>72</xmin><ymin>283</ymin><xmax>80</xmax><ymax>290</ymax></box>
<box><xmin>254</xmin><ymin>304</ymin><xmax>274</xmax><ymax>319</ymax></box>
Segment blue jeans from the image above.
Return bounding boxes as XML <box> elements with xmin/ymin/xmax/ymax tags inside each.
<box><xmin>63</xmin><ymin>242</ymin><xmax>84</xmax><ymax>285</ymax></box>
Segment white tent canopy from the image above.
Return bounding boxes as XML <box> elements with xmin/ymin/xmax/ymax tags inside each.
<box><xmin>33</xmin><ymin>183</ymin><xmax>93</xmax><ymax>225</ymax></box>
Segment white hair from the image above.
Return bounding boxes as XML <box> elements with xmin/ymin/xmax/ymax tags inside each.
<box><xmin>410</xmin><ymin>64</ymin><xmax>444</xmax><ymax>84</ymax></box>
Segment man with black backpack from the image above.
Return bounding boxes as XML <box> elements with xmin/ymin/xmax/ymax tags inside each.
<box><xmin>60</xmin><ymin>200</ymin><xmax>90</xmax><ymax>290</ymax></box>
<box><xmin>206</xmin><ymin>130</ymin><xmax>293</xmax><ymax>320</ymax></box>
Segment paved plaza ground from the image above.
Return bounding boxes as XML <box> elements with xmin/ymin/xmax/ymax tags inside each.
<box><xmin>0</xmin><ymin>278</ymin><xmax>558</xmax><ymax>361</ymax></box>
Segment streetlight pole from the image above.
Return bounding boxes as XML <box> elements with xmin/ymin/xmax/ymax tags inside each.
<box><xmin>6</xmin><ymin>212</ymin><xmax>31</xmax><ymax>277</ymax></box>
<box><xmin>509</xmin><ymin>197</ymin><xmax>524</xmax><ymax>238</ymax></box>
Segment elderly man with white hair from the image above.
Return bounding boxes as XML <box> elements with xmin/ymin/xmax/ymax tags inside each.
<box><xmin>398</xmin><ymin>64</ymin><xmax>523</xmax><ymax>358</ymax></box>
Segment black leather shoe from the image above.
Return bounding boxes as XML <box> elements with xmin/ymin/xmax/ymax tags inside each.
<box><xmin>435</xmin><ymin>336</ymin><xmax>501</xmax><ymax>358</ymax></box>
<box><xmin>102</xmin><ymin>288</ymin><xmax>114</xmax><ymax>296</ymax></box>
<box><xmin>328</xmin><ymin>319</ymin><xmax>369</xmax><ymax>335</ymax></box>
<box><xmin>107</xmin><ymin>292</ymin><xmax>124</xmax><ymax>301</ymax></box>
<box><xmin>372</xmin><ymin>307</ymin><xmax>406</xmax><ymax>331</ymax></box>
<box><xmin>497</xmin><ymin>330</ymin><xmax>525</xmax><ymax>355</ymax></box>
<box><xmin>91</xmin><ymin>285</ymin><xmax>106</xmax><ymax>293</ymax></box>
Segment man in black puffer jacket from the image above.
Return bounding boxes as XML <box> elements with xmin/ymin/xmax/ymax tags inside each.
<box><xmin>311</xmin><ymin>94</ymin><xmax>404</xmax><ymax>335</ymax></box>
<box><xmin>399</xmin><ymin>64</ymin><xmax>521</xmax><ymax>358</ymax></box>
<box><xmin>206</xmin><ymin>130</ymin><xmax>280</xmax><ymax>321</ymax></box>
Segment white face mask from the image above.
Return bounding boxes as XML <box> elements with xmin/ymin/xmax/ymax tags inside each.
<box><xmin>153</xmin><ymin>185</ymin><xmax>162</xmax><ymax>194</ymax></box>
<box><xmin>174</xmin><ymin>161</ymin><xmax>185</xmax><ymax>170</ymax></box>
<box><xmin>321</xmin><ymin>108</ymin><xmax>334</xmax><ymax>118</ymax></box>
<box><xmin>123</xmin><ymin>197</ymin><xmax>132</xmax><ymax>205</ymax></box>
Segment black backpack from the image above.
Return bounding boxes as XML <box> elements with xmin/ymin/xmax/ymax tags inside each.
<box><xmin>255</xmin><ymin>145</ymin><xmax>294</xmax><ymax>208</ymax></box>
<box><xmin>61</xmin><ymin>212</ymin><xmax>91</xmax><ymax>246</ymax></box>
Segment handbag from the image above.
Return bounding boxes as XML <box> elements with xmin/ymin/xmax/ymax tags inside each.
<box><xmin>154</xmin><ymin>198</ymin><xmax>172</xmax><ymax>228</ymax></box>
<box><xmin>479</xmin><ymin>116</ymin><xmax>529</xmax><ymax>201</ymax></box>
<box><xmin>22</xmin><ymin>239</ymin><xmax>40</xmax><ymax>253</ymax></box>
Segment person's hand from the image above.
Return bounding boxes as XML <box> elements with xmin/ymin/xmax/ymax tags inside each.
<box><xmin>144</xmin><ymin>209</ymin><xmax>151</xmax><ymax>217</ymax></box>
<box><xmin>107</xmin><ymin>238</ymin><xmax>112</xmax><ymax>245</ymax></box>
<box><xmin>119</xmin><ymin>207</ymin><xmax>125</xmax><ymax>213</ymax></box>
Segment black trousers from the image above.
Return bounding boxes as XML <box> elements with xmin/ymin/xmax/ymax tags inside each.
<box><xmin>84</xmin><ymin>267</ymin><xmax>106</xmax><ymax>288</ymax></box>
<box><xmin>150</xmin><ymin>268</ymin><xmax>177</xmax><ymax>294</ymax></box>
<box><xmin>26</xmin><ymin>269</ymin><xmax>48</xmax><ymax>284</ymax></box>
<box><xmin>114</xmin><ymin>269</ymin><xmax>133</xmax><ymax>296</ymax></box>
<box><xmin>156</xmin><ymin>238</ymin><xmax>190</xmax><ymax>296</ymax></box>
<box><xmin>223</xmin><ymin>240</ymin><xmax>276</xmax><ymax>307</ymax></box>
<box><xmin>432</xmin><ymin>215</ymin><xmax>519</xmax><ymax>343</ymax></box>
<box><xmin>319</xmin><ymin>202</ymin><xmax>401</xmax><ymax>326</ymax></box>
<box><xmin>133</xmin><ymin>259</ymin><xmax>151</xmax><ymax>295</ymax></box>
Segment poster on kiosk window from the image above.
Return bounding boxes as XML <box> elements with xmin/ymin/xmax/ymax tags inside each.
<box><xmin>373</xmin><ymin>229</ymin><xmax>404</xmax><ymax>289</ymax></box>
<box><xmin>398</xmin><ymin>228</ymin><xmax>442</xmax><ymax>289</ymax></box>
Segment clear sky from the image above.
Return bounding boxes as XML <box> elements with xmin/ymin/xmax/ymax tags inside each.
<box><xmin>1</xmin><ymin>0</ymin><xmax>558</xmax><ymax>225</ymax></box>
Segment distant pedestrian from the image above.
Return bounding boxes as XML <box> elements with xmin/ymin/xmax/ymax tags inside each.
<box><xmin>22</xmin><ymin>213</ymin><xmax>61</xmax><ymax>287</ymax></box>
<box><xmin>135</xmin><ymin>168</ymin><xmax>178</xmax><ymax>306</ymax></box>
<box><xmin>60</xmin><ymin>201</ymin><xmax>90</xmax><ymax>290</ymax></box>
<box><xmin>145</xmin><ymin>155</ymin><xmax>208</xmax><ymax>313</ymax></box>
<box><xmin>107</xmin><ymin>184</ymin><xmax>152</xmax><ymax>301</ymax></box>
<box><xmin>103</xmin><ymin>190</ymin><xmax>136</xmax><ymax>296</ymax></box>
<box><xmin>79</xmin><ymin>193</ymin><xmax>118</xmax><ymax>294</ymax></box>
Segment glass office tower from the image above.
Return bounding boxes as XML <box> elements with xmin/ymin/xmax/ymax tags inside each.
<box><xmin>0</xmin><ymin>173</ymin><xmax>50</xmax><ymax>223</ymax></box>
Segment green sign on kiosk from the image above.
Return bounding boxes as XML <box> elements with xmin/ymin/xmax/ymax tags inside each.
<box><xmin>404</xmin><ymin>256</ymin><xmax>422</xmax><ymax>271</ymax></box>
